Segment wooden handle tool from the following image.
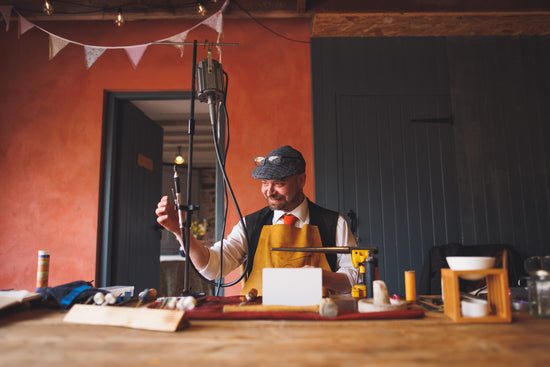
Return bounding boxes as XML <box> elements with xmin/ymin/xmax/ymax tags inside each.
<box><xmin>223</xmin><ymin>298</ymin><xmax>338</xmax><ymax>317</ymax></box>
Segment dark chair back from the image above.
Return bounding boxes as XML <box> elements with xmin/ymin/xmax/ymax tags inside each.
<box><xmin>419</xmin><ymin>243</ymin><xmax>524</xmax><ymax>295</ymax></box>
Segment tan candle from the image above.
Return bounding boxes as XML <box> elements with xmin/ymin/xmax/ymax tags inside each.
<box><xmin>405</xmin><ymin>270</ymin><xmax>416</xmax><ymax>302</ymax></box>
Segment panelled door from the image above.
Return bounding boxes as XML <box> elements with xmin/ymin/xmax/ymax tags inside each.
<box><xmin>312</xmin><ymin>37</ymin><xmax>461</xmax><ymax>295</ymax></box>
<box><xmin>336</xmin><ymin>94</ymin><xmax>460</xmax><ymax>294</ymax></box>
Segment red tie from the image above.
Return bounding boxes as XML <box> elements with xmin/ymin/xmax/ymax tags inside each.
<box><xmin>283</xmin><ymin>214</ymin><xmax>298</xmax><ymax>226</ymax></box>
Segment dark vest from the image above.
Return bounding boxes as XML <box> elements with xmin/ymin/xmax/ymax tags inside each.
<box><xmin>243</xmin><ymin>199</ymin><xmax>339</xmax><ymax>275</ymax></box>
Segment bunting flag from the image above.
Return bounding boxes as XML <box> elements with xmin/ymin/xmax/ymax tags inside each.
<box><xmin>200</xmin><ymin>0</ymin><xmax>229</xmax><ymax>63</ymax></box>
<box><xmin>49</xmin><ymin>34</ymin><xmax>70</xmax><ymax>60</ymax></box>
<box><xmin>168</xmin><ymin>30</ymin><xmax>190</xmax><ymax>57</ymax></box>
<box><xmin>7</xmin><ymin>0</ymin><xmax>230</xmax><ymax>69</ymax></box>
<box><xmin>0</xmin><ymin>5</ymin><xmax>12</xmax><ymax>31</ymax></box>
<box><xmin>84</xmin><ymin>46</ymin><xmax>106</xmax><ymax>69</ymax></box>
<box><xmin>18</xmin><ymin>14</ymin><xmax>34</xmax><ymax>38</ymax></box>
<box><xmin>124</xmin><ymin>44</ymin><xmax>149</xmax><ymax>69</ymax></box>
<box><xmin>203</xmin><ymin>10</ymin><xmax>224</xmax><ymax>61</ymax></box>
<box><xmin>202</xmin><ymin>10</ymin><xmax>224</xmax><ymax>34</ymax></box>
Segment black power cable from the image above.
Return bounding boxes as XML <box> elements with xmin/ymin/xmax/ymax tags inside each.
<box><xmin>179</xmin><ymin>69</ymin><xmax>250</xmax><ymax>294</ymax></box>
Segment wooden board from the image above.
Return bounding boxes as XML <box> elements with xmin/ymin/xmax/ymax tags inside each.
<box><xmin>63</xmin><ymin>304</ymin><xmax>188</xmax><ymax>332</ymax></box>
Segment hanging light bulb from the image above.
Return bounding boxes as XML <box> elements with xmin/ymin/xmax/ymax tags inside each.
<box><xmin>174</xmin><ymin>147</ymin><xmax>184</xmax><ymax>165</ymax></box>
<box><xmin>43</xmin><ymin>0</ymin><xmax>54</xmax><ymax>15</ymax></box>
<box><xmin>115</xmin><ymin>8</ymin><xmax>124</xmax><ymax>27</ymax></box>
<box><xmin>197</xmin><ymin>1</ymin><xmax>207</xmax><ymax>16</ymax></box>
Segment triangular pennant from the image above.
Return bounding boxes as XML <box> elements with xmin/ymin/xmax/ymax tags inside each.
<box><xmin>49</xmin><ymin>34</ymin><xmax>70</xmax><ymax>60</ymax></box>
<box><xmin>18</xmin><ymin>14</ymin><xmax>34</xmax><ymax>38</ymax></box>
<box><xmin>202</xmin><ymin>11</ymin><xmax>223</xmax><ymax>34</ymax></box>
<box><xmin>219</xmin><ymin>0</ymin><xmax>230</xmax><ymax>13</ymax></box>
<box><xmin>168</xmin><ymin>31</ymin><xmax>189</xmax><ymax>58</ymax></box>
<box><xmin>124</xmin><ymin>44</ymin><xmax>148</xmax><ymax>69</ymax></box>
<box><xmin>84</xmin><ymin>46</ymin><xmax>106</xmax><ymax>69</ymax></box>
<box><xmin>0</xmin><ymin>5</ymin><xmax>13</xmax><ymax>31</ymax></box>
<box><xmin>216</xmin><ymin>32</ymin><xmax>223</xmax><ymax>65</ymax></box>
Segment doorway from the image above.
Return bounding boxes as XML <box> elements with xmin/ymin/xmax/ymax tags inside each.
<box><xmin>97</xmin><ymin>91</ymin><xmax>219</xmax><ymax>295</ymax></box>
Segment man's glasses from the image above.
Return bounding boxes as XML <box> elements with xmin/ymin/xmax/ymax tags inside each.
<box><xmin>253</xmin><ymin>155</ymin><xmax>298</xmax><ymax>166</ymax></box>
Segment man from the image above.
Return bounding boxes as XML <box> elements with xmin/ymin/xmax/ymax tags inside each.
<box><xmin>156</xmin><ymin>145</ymin><xmax>358</xmax><ymax>294</ymax></box>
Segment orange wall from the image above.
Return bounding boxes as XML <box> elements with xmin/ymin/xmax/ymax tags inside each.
<box><xmin>0</xmin><ymin>17</ymin><xmax>314</xmax><ymax>292</ymax></box>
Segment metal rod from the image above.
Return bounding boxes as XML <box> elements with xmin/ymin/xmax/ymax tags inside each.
<box><xmin>271</xmin><ymin>247</ymin><xmax>352</xmax><ymax>254</ymax></box>
<box><xmin>152</xmin><ymin>41</ymin><xmax>239</xmax><ymax>46</ymax></box>
<box><xmin>182</xmin><ymin>40</ymin><xmax>199</xmax><ymax>295</ymax></box>
<box><xmin>271</xmin><ymin>246</ymin><xmax>379</xmax><ymax>254</ymax></box>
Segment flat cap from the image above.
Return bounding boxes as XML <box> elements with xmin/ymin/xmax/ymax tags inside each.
<box><xmin>251</xmin><ymin>145</ymin><xmax>306</xmax><ymax>180</ymax></box>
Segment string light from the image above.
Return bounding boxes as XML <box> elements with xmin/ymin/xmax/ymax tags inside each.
<box><xmin>197</xmin><ymin>1</ymin><xmax>207</xmax><ymax>16</ymax></box>
<box><xmin>115</xmin><ymin>8</ymin><xmax>124</xmax><ymax>27</ymax></box>
<box><xmin>32</xmin><ymin>1</ymin><xmax>226</xmax><ymax>19</ymax></box>
<box><xmin>175</xmin><ymin>147</ymin><xmax>184</xmax><ymax>165</ymax></box>
<box><xmin>43</xmin><ymin>0</ymin><xmax>53</xmax><ymax>15</ymax></box>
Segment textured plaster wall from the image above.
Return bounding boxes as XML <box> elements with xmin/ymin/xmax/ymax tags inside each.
<box><xmin>0</xmin><ymin>17</ymin><xmax>313</xmax><ymax>294</ymax></box>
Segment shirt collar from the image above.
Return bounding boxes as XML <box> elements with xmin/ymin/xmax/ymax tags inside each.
<box><xmin>273</xmin><ymin>197</ymin><xmax>308</xmax><ymax>224</ymax></box>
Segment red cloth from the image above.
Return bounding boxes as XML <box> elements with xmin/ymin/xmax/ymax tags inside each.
<box><xmin>185</xmin><ymin>296</ymin><xmax>424</xmax><ymax>321</ymax></box>
<box><xmin>283</xmin><ymin>214</ymin><xmax>298</xmax><ymax>226</ymax></box>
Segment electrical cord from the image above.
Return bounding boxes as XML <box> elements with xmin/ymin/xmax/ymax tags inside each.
<box><xmin>179</xmin><ymin>70</ymin><xmax>250</xmax><ymax>294</ymax></box>
<box><xmin>232</xmin><ymin>0</ymin><xmax>311</xmax><ymax>44</ymax></box>
<box><xmin>209</xmin><ymin>70</ymin><xmax>250</xmax><ymax>289</ymax></box>
<box><xmin>15</xmin><ymin>0</ymin><xmax>203</xmax><ymax>15</ymax></box>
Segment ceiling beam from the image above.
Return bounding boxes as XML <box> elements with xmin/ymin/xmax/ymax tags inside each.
<box><xmin>297</xmin><ymin>0</ymin><xmax>307</xmax><ymax>14</ymax></box>
<box><xmin>312</xmin><ymin>12</ymin><xmax>550</xmax><ymax>37</ymax></box>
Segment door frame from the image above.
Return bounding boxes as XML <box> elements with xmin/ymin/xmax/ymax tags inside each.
<box><xmin>96</xmin><ymin>90</ymin><xmax>219</xmax><ymax>287</ymax></box>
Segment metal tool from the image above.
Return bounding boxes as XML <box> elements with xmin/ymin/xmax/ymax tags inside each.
<box><xmin>271</xmin><ymin>246</ymin><xmax>378</xmax><ymax>298</ymax></box>
<box><xmin>135</xmin><ymin>288</ymin><xmax>157</xmax><ymax>308</ymax></box>
<box><xmin>350</xmin><ymin>248</ymin><xmax>378</xmax><ymax>299</ymax></box>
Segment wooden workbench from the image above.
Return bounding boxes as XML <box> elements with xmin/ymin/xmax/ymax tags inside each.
<box><xmin>1</xmin><ymin>307</ymin><xmax>549</xmax><ymax>366</ymax></box>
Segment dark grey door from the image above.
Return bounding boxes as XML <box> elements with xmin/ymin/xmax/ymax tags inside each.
<box><xmin>312</xmin><ymin>37</ymin><xmax>461</xmax><ymax>295</ymax></box>
<box><xmin>337</xmin><ymin>94</ymin><xmax>460</xmax><ymax>294</ymax></box>
<box><xmin>109</xmin><ymin>100</ymin><xmax>163</xmax><ymax>291</ymax></box>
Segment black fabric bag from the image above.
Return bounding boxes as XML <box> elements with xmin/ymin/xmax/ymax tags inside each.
<box><xmin>39</xmin><ymin>280</ymin><xmax>107</xmax><ymax>310</ymax></box>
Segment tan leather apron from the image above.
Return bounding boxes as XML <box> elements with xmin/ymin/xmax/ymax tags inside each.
<box><xmin>241</xmin><ymin>224</ymin><xmax>332</xmax><ymax>296</ymax></box>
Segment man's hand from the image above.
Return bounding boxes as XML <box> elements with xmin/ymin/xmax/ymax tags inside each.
<box><xmin>155</xmin><ymin>195</ymin><xmax>181</xmax><ymax>236</ymax></box>
<box><xmin>302</xmin><ymin>265</ymin><xmax>351</xmax><ymax>294</ymax></box>
<box><xmin>155</xmin><ymin>195</ymin><xmax>211</xmax><ymax>270</ymax></box>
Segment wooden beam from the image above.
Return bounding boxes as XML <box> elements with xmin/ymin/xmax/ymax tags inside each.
<box><xmin>312</xmin><ymin>12</ymin><xmax>550</xmax><ymax>37</ymax></box>
<box><xmin>297</xmin><ymin>0</ymin><xmax>307</xmax><ymax>14</ymax></box>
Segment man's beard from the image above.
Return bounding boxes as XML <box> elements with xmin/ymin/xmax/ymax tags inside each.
<box><xmin>265</xmin><ymin>194</ymin><xmax>289</xmax><ymax>211</ymax></box>
<box><xmin>265</xmin><ymin>192</ymin><xmax>303</xmax><ymax>212</ymax></box>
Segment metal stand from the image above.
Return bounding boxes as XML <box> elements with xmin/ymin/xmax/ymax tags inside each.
<box><xmin>175</xmin><ymin>40</ymin><xmax>200</xmax><ymax>295</ymax></box>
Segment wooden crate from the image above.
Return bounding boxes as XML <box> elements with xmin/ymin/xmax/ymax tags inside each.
<box><xmin>441</xmin><ymin>268</ymin><xmax>511</xmax><ymax>323</ymax></box>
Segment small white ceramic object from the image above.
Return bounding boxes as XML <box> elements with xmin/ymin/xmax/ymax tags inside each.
<box><xmin>358</xmin><ymin>298</ymin><xmax>408</xmax><ymax>313</ymax></box>
<box><xmin>357</xmin><ymin>280</ymin><xmax>408</xmax><ymax>313</ymax></box>
<box><xmin>461</xmin><ymin>298</ymin><xmax>488</xmax><ymax>317</ymax></box>
<box><xmin>446</xmin><ymin>256</ymin><xmax>496</xmax><ymax>280</ymax></box>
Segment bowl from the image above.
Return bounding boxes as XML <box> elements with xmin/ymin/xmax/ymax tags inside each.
<box><xmin>461</xmin><ymin>298</ymin><xmax>488</xmax><ymax>317</ymax></box>
<box><xmin>446</xmin><ymin>256</ymin><xmax>496</xmax><ymax>280</ymax></box>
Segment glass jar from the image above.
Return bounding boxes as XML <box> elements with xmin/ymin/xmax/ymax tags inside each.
<box><xmin>533</xmin><ymin>270</ymin><xmax>550</xmax><ymax>318</ymax></box>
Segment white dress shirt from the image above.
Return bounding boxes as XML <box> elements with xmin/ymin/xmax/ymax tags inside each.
<box><xmin>195</xmin><ymin>198</ymin><xmax>359</xmax><ymax>291</ymax></box>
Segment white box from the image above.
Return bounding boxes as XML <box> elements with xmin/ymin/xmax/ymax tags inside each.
<box><xmin>262</xmin><ymin>268</ymin><xmax>322</xmax><ymax>306</ymax></box>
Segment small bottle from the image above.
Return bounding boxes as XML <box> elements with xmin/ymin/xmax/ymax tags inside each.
<box><xmin>36</xmin><ymin>250</ymin><xmax>50</xmax><ymax>292</ymax></box>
